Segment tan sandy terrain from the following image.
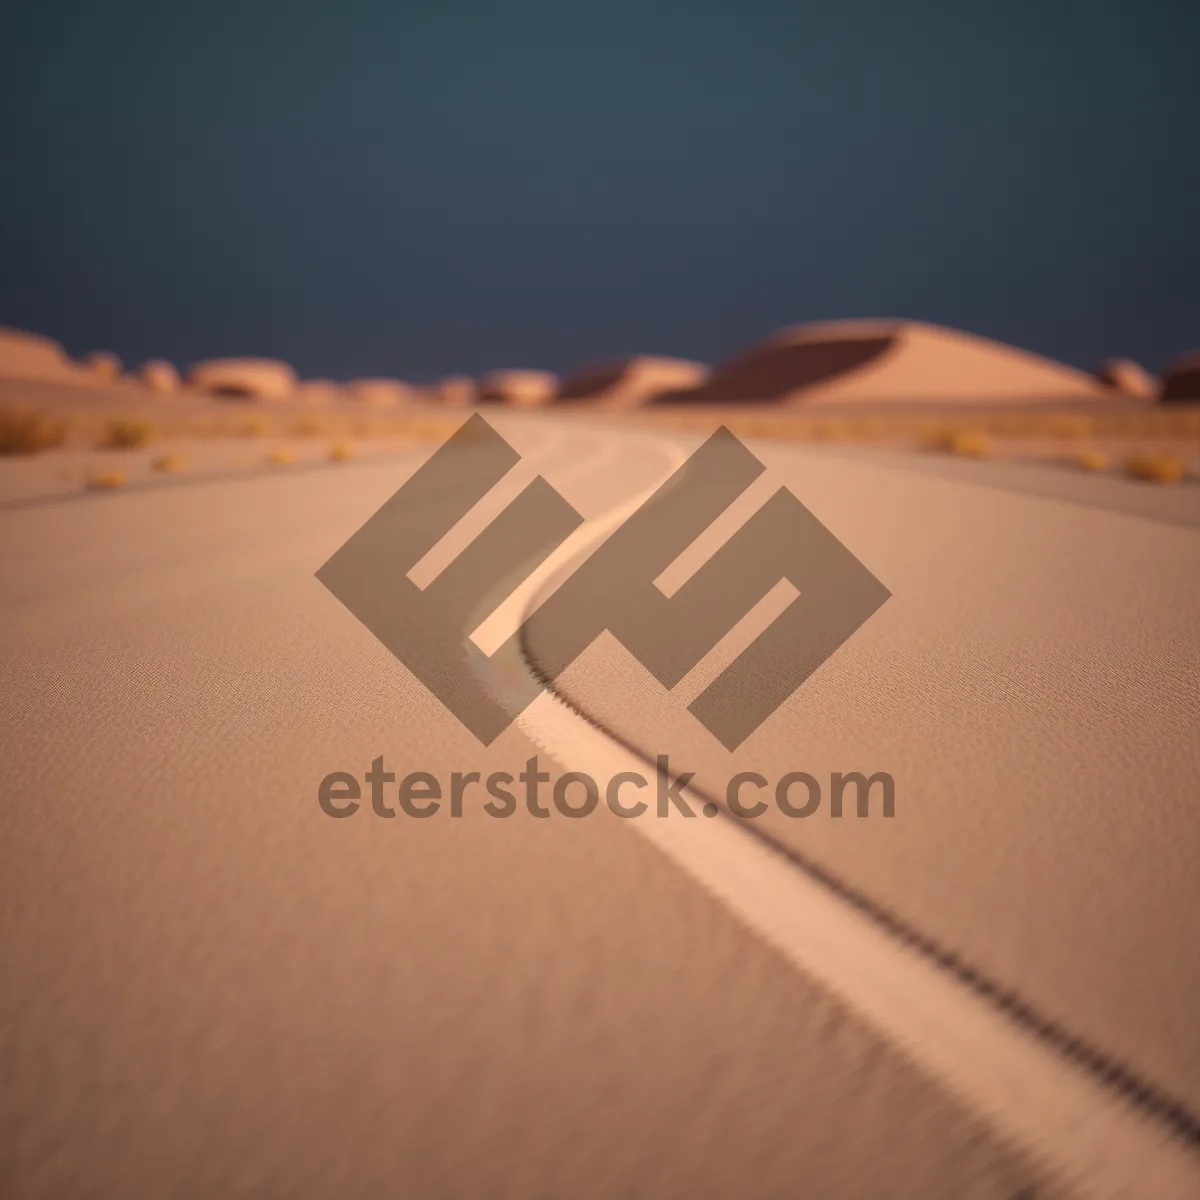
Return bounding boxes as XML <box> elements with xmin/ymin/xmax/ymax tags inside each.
<box><xmin>556</xmin><ymin>355</ymin><xmax>710</xmax><ymax>408</ymax></box>
<box><xmin>653</xmin><ymin>319</ymin><xmax>1119</xmax><ymax>405</ymax></box>
<box><xmin>524</xmin><ymin>424</ymin><xmax>1200</xmax><ymax>1121</ymax></box>
<box><xmin>185</xmin><ymin>357</ymin><xmax>299</xmax><ymax>400</ymax></box>
<box><xmin>3</xmin><ymin>406</ymin><xmax>1200</xmax><ymax>1195</ymax></box>
<box><xmin>0</xmin><ymin>328</ymin><xmax>113</xmax><ymax>388</ymax></box>
<box><xmin>477</xmin><ymin>369</ymin><xmax>558</xmax><ymax>407</ymax></box>
<box><xmin>0</xmin><ymin>375</ymin><xmax>477</xmax><ymax>505</ymax></box>
<box><xmin>0</xmin><ymin>420</ymin><xmax>1057</xmax><ymax>1198</ymax></box>
<box><xmin>1095</xmin><ymin>357</ymin><xmax>1157</xmax><ymax>399</ymax></box>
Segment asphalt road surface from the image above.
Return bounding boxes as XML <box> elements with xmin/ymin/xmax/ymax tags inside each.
<box><xmin>3</xmin><ymin>415</ymin><xmax>1198</xmax><ymax>1198</ymax></box>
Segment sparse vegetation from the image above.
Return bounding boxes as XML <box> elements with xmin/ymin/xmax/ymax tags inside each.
<box><xmin>102</xmin><ymin>417</ymin><xmax>155</xmax><ymax>449</ymax></box>
<box><xmin>952</xmin><ymin>431</ymin><xmax>991</xmax><ymax>457</ymax></box>
<box><xmin>86</xmin><ymin>469</ymin><xmax>128</xmax><ymax>490</ymax></box>
<box><xmin>238</xmin><ymin>416</ymin><xmax>271</xmax><ymax>438</ymax></box>
<box><xmin>292</xmin><ymin>416</ymin><xmax>326</xmax><ymax>438</ymax></box>
<box><xmin>151</xmin><ymin>453</ymin><xmax>188</xmax><ymax>473</ymax></box>
<box><xmin>1075</xmin><ymin>451</ymin><xmax>1109</xmax><ymax>472</ymax></box>
<box><xmin>638</xmin><ymin>404</ymin><xmax>1200</xmax><ymax>455</ymax></box>
<box><xmin>329</xmin><ymin>442</ymin><xmax>354</xmax><ymax>462</ymax></box>
<box><xmin>1045</xmin><ymin>413</ymin><xmax>1095</xmax><ymax>438</ymax></box>
<box><xmin>266</xmin><ymin>448</ymin><xmax>296</xmax><ymax>466</ymax></box>
<box><xmin>1126</xmin><ymin>453</ymin><xmax>1185</xmax><ymax>484</ymax></box>
<box><xmin>0</xmin><ymin>408</ymin><xmax>68</xmax><ymax>454</ymax></box>
<box><xmin>927</xmin><ymin>428</ymin><xmax>990</xmax><ymax>458</ymax></box>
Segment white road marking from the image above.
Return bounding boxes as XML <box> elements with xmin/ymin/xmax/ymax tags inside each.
<box><xmin>491</xmin><ymin>429</ymin><xmax>1200</xmax><ymax>1200</ymax></box>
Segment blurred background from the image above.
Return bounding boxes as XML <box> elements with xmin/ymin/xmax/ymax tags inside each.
<box><xmin>2</xmin><ymin>0</ymin><xmax>1197</xmax><ymax>381</ymax></box>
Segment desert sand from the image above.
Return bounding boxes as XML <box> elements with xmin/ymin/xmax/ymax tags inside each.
<box><xmin>344</xmin><ymin>377</ymin><xmax>415</xmax><ymax>407</ymax></box>
<box><xmin>138</xmin><ymin>359</ymin><xmax>181</xmax><ymax>394</ymax></box>
<box><xmin>1095</xmin><ymin>357</ymin><xmax>1157</xmax><ymax>398</ymax></box>
<box><xmin>556</xmin><ymin>355</ymin><xmax>710</xmax><ymax>408</ymax></box>
<box><xmin>187</xmin><ymin>357</ymin><xmax>298</xmax><ymax>400</ymax></box>
<box><xmin>431</xmin><ymin>375</ymin><xmax>476</xmax><ymax>406</ymax></box>
<box><xmin>4</xmin><ymin>413</ymin><xmax>1200</xmax><ymax>1196</ymax></box>
<box><xmin>652</xmin><ymin>319</ymin><xmax>1118</xmax><ymax>405</ymax></box>
<box><xmin>1162</xmin><ymin>352</ymin><xmax>1200</xmax><ymax>402</ymax></box>
<box><xmin>0</xmin><ymin>327</ymin><xmax>111</xmax><ymax>387</ymax></box>
<box><xmin>477</xmin><ymin>368</ymin><xmax>558</xmax><ymax>407</ymax></box>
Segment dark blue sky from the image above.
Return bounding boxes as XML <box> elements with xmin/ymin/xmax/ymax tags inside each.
<box><xmin>2</xmin><ymin>1</ymin><xmax>1196</xmax><ymax>381</ymax></box>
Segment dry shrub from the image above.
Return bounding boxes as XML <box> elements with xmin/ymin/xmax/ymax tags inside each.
<box><xmin>267</xmin><ymin>448</ymin><xmax>296</xmax><ymax>466</ymax></box>
<box><xmin>329</xmin><ymin>442</ymin><xmax>354</xmax><ymax>462</ymax></box>
<box><xmin>1074</xmin><ymin>451</ymin><xmax>1109</xmax><ymax>472</ymax></box>
<box><xmin>927</xmin><ymin>427</ymin><xmax>975</xmax><ymax>454</ymax></box>
<box><xmin>151</xmin><ymin>453</ymin><xmax>188</xmax><ymax>473</ymax></box>
<box><xmin>238</xmin><ymin>416</ymin><xmax>271</xmax><ymax>438</ymax></box>
<box><xmin>102</xmin><ymin>416</ymin><xmax>155</xmax><ymax>449</ymax></box>
<box><xmin>1046</xmin><ymin>413</ymin><xmax>1095</xmax><ymax>438</ymax></box>
<box><xmin>954</xmin><ymin>431</ymin><xmax>991</xmax><ymax>458</ymax></box>
<box><xmin>933</xmin><ymin>429</ymin><xmax>991</xmax><ymax>458</ymax></box>
<box><xmin>1126</xmin><ymin>453</ymin><xmax>1185</xmax><ymax>484</ymax></box>
<box><xmin>291</xmin><ymin>416</ymin><xmax>327</xmax><ymax>438</ymax></box>
<box><xmin>87</xmin><ymin>469</ymin><xmax>128</xmax><ymax>490</ymax></box>
<box><xmin>0</xmin><ymin>408</ymin><xmax>68</xmax><ymax>454</ymax></box>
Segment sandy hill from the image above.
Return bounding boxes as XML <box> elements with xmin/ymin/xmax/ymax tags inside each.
<box><xmin>556</xmin><ymin>356</ymin><xmax>710</xmax><ymax>408</ymax></box>
<box><xmin>187</xmin><ymin>358</ymin><xmax>297</xmax><ymax>401</ymax></box>
<box><xmin>1161</xmin><ymin>353</ymin><xmax>1200</xmax><ymax>403</ymax></box>
<box><xmin>652</xmin><ymin>320</ymin><xmax>1114</xmax><ymax>405</ymax></box>
<box><xmin>345</xmin><ymin>378</ymin><xmax>415</xmax><ymax>407</ymax></box>
<box><xmin>477</xmin><ymin>370</ymin><xmax>557</xmax><ymax>407</ymax></box>
<box><xmin>1095</xmin><ymin>358</ymin><xmax>1156</xmax><ymax>399</ymax></box>
<box><xmin>0</xmin><ymin>327</ymin><xmax>109</xmax><ymax>386</ymax></box>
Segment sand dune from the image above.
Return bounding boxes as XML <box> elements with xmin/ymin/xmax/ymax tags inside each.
<box><xmin>477</xmin><ymin>369</ymin><xmax>557</xmax><ymax>407</ymax></box>
<box><xmin>431</xmin><ymin>375</ymin><xmax>476</xmax><ymax>406</ymax></box>
<box><xmin>294</xmin><ymin>379</ymin><xmax>341</xmax><ymax>406</ymax></box>
<box><xmin>652</xmin><ymin>320</ymin><xmax>1114</xmax><ymax>405</ymax></box>
<box><xmin>1161</xmin><ymin>353</ymin><xmax>1200</xmax><ymax>403</ymax></box>
<box><xmin>187</xmin><ymin>358</ymin><xmax>298</xmax><ymax>401</ymax></box>
<box><xmin>1095</xmin><ymin>358</ymin><xmax>1156</xmax><ymax>399</ymax></box>
<box><xmin>139</xmin><ymin>359</ymin><xmax>181</xmax><ymax>395</ymax></box>
<box><xmin>345</xmin><ymin>378</ymin><xmax>414</xmax><ymax>407</ymax></box>
<box><xmin>85</xmin><ymin>350</ymin><xmax>123</xmax><ymax>384</ymax></box>
<box><xmin>557</xmin><ymin>355</ymin><xmax>710</xmax><ymax>408</ymax></box>
<box><xmin>0</xmin><ymin>327</ymin><xmax>96</xmax><ymax>386</ymax></box>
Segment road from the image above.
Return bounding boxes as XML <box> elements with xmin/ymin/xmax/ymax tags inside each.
<box><xmin>2</xmin><ymin>414</ymin><xmax>1198</xmax><ymax>1198</ymax></box>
